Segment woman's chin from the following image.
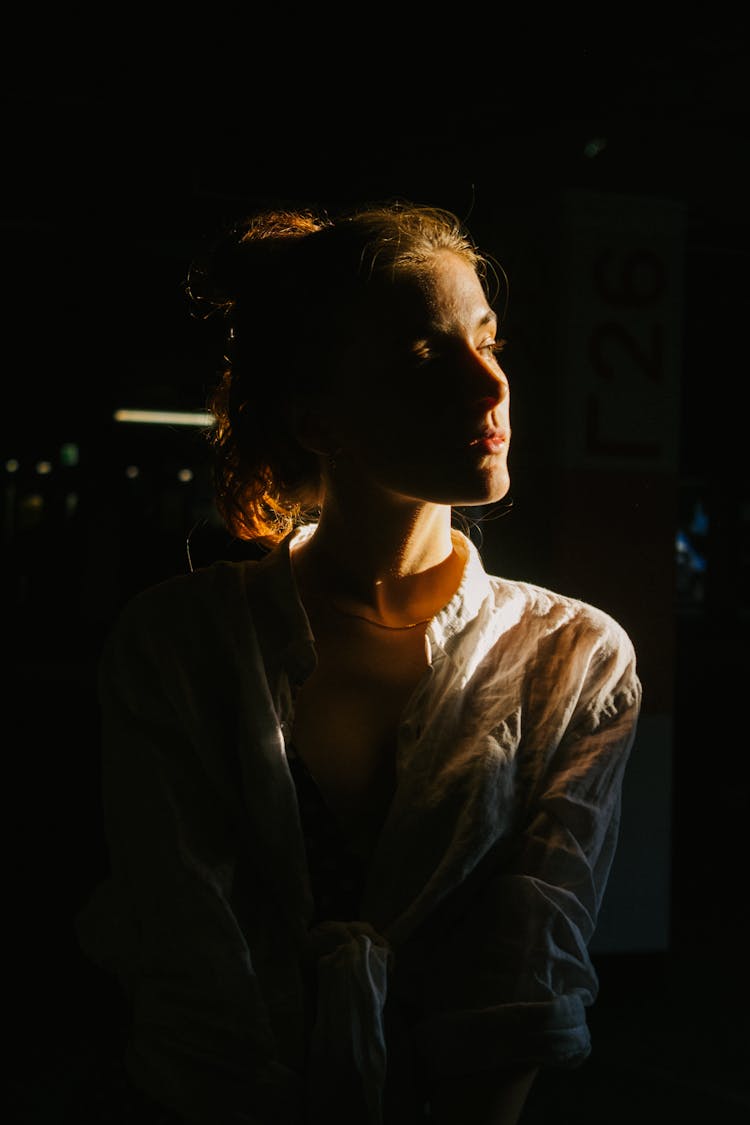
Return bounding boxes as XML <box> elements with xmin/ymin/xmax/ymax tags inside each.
<box><xmin>456</xmin><ymin>470</ymin><xmax>511</xmax><ymax>508</ymax></box>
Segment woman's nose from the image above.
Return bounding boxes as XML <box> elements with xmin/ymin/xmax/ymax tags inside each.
<box><xmin>470</xmin><ymin>349</ymin><xmax>509</xmax><ymax>406</ymax></box>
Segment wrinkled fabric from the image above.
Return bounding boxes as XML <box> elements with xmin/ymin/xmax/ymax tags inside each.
<box><xmin>305</xmin><ymin>922</ymin><xmax>392</xmax><ymax>1123</ymax></box>
<box><xmin>76</xmin><ymin>523</ymin><xmax>641</xmax><ymax>1124</ymax></box>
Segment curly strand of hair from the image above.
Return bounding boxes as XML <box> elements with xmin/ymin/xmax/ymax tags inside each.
<box><xmin>206</xmin><ymin>365</ymin><xmax>318</xmax><ymax>547</ymax></box>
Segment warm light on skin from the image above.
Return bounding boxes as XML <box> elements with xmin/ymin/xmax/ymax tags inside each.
<box><xmin>317</xmin><ymin>250</ymin><xmax>511</xmax><ymax>511</ymax></box>
<box><xmin>290</xmin><ymin>251</ymin><xmax>512</xmax><ymax>623</ymax></box>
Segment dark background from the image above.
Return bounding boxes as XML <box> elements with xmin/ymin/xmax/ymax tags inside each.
<box><xmin>4</xmin><ymin>26</ymin><xmax>749</xmax><ymax>1122</ymax></box>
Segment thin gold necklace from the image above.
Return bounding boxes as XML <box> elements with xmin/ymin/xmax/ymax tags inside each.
<box><xmin>327</xmin><ymin>600</ymin><xmax>432</xmax><ymax>630</ymax></box>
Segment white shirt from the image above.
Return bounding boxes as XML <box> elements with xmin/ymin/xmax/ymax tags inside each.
<box><xmin>76</xmin><ymin>524</ymin><xmax>642</xmax><ymax>1124</ymax></box>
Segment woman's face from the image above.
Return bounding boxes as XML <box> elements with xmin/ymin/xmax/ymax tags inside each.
<box><xmin>319</xmin><ymin>249</ymin><xmax>511</xmax><ymax>509</ymax></box>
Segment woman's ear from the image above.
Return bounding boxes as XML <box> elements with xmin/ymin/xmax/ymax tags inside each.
<box><xmin>287</xmin><ymin>397</ymin><xmax>341</xmax><ymax>457</ymax></box>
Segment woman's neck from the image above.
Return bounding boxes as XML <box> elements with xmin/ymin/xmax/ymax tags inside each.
<box><xmin>291</xmin><ymin>498</ymin><xmax>465</xmax><ymax>628</ymax></box>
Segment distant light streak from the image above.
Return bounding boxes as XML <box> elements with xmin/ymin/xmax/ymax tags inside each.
<box><xmin>114</xmin><ymin>409</ymin><xmax>215</xmax><ymax>427</ymax></box>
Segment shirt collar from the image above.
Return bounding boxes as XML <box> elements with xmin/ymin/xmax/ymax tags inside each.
<box><xmin>252</xmin><ymin>522</ymin><xmax>495</xmax><ymax>679</ymax></box>
<box><xmin>427</xmin><ymin>528</ymin><xmax>493</xmax><ymax>658</ymax></box>
<box><xmin>249</xmin><ymin>525</ymin><xmax>317</xmax><ymax>687</ymax></box>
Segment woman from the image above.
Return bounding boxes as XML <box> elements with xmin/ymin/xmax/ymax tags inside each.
<box><xmin>75</xmin><ymin>202</ymin><xmax>641</xmax><ymax>1125</ymax></box>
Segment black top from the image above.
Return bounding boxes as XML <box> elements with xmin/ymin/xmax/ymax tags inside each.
<box><xmin>286</xmin><ymin>743</ymin><xmax>369</xmax><ymax>925</ymax></box>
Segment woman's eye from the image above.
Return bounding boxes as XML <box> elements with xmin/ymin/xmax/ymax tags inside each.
<box><xmin>480</xmin><ymin>338</ymin><xmax>507</xmax><ymax>357</ymax></box>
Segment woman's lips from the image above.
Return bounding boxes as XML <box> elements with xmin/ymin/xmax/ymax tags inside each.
<box><xmin>468</xmin><ymin>430</ymin><xmax>508</xmax><ymax>454</ymax></box>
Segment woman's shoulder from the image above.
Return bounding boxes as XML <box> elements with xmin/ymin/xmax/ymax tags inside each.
<box><xmin>122</xmin><ymin>558</ymin><xmax>256</xmax><ymax>613</ymax></box>
<box><xmin>486</xmin><ymin>572</ymin><xmax>636</xmax><ymax>655</ymax></box>
<box><xmin>107</xmin><ymin>559</ymin><xmax>265</xmax><ymax>652</ymax></box>
<box><xmin>482</xmin><ymin>575</ymin><xmax>640</xmax><ymax>715</ymax></box>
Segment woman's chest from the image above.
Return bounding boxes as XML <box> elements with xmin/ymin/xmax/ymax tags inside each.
<box><xmin>289</xmin><ymin>627</ymin><xmax>429</xmax><ymax>855</ymax></box>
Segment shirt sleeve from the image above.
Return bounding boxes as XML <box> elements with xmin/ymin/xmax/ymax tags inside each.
<box><xmin>76</xmin><ymin>593</ymin><xmax>305</xmax><ymax>1125</ymax></box>
<box><xmin>409</xmin><ymin>614</ymin><xmax>642</xmax><ymax>1080</ymax></box>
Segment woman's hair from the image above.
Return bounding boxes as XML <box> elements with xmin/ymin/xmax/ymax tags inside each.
<box><xmin>187</xmin><ymin>200</ymin><xmax>494</xmax><ymax>546</ymax></box>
